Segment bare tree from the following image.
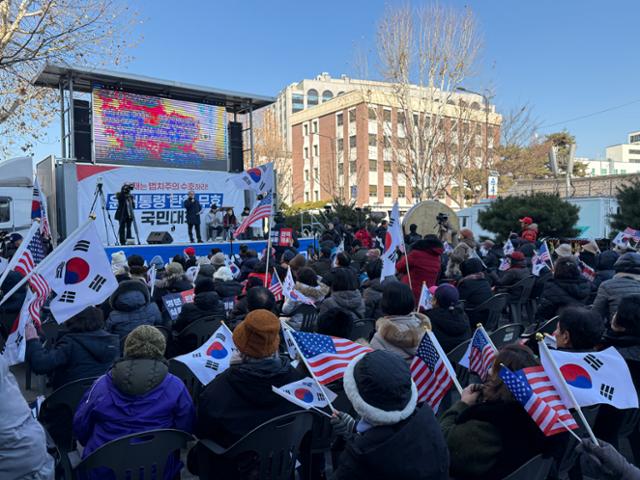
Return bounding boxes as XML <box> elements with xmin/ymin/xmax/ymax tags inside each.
<box><xmin>367</xmin><ymin>3</ymin><xmax>483</xmax><ymax>202</ymax></box>
<box><xmin>0</xmin><ymin>0</ymin><xmax>138</xmax><ymax>155</ymax></box>
<box><xmin>253</xmin><ymin>107</ymin><xmax>293</xmax><ymax>205</ymax></box>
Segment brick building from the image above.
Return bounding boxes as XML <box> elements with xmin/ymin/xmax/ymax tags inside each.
<box><xmin>290</xmin><ymin>89</ymin><xmax>501</xmax><ymax>210</ymax></box>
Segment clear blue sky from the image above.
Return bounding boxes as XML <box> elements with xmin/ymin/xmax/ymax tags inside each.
<box><xmin>29</xmin><ymin>0</ymin><xmax>640</xmax><ymax>160</ymax></box>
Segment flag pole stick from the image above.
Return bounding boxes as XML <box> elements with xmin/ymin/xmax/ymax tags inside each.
<box><xmin>538</xmin><ymin>337</ymin><xmax>598</xmax><ymax>445</ymax></box>
<box><xmin>263</xmin><ymin>197</ymin><xmax>274</xmax><ymax>288</ymax></box>
<box><xmin>558</xmin><ymin>418</ymin><xmax>582</xmax><ymax>442</ymax></box>
<box><xmin>399</xmin><ymin>213</ymin><xmax>413</xmax><ymax>291</ymax></box>
<box><xmin>545</xmin><ymin>240</ymin><xmax>555</xmax><ymax>272</ymax></box>
<box><xmin>0</xmin><ymin>218</ymin><xmax>95</xmax><ymax>308</ymax></box>
<box><xmin>287</xmin><ymin>332</ymin><xmax>338</xmax><ymax>414</ymax></box>
<box><xmin>428</xmin><ymin>330</ymin><xmax>463</xmax><ymax>395</ymax></box>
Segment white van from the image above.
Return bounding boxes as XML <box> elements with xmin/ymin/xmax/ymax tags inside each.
<box><xmin>0</xmin><ymin>157</ymin><xmax>34</xmax><ymax>237</ymax></box>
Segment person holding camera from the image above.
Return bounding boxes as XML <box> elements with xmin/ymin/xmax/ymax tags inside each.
<box><xmin>115</xmin><ymin>184</ymin><xmax>135</xmax><ymax>245</ymax></box>
<box><xmin>183</xmin><ymin>191</ymin><xmax>202</xmax><ymax>243</ymax></box>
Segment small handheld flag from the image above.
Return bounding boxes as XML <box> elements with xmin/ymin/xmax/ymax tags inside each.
<box><xmin>459</xmin><ymin>326</ymin><xmax>497</xmax><ymax>381</ymax></box>
<box><xmin>174</xmin><ymin>323</ymin><xmax>236</xmax><ymax>386</ymax></box>
<box><xmin>499</xmin><ymin>364</ymin><xmax>578</xmax><ymax>437</ymax></box>
<box><xmin>272</xmin><ymin>377</ymin><xmax>337</xmax><ymax>411</ymax></box>
<box><xmin>234</xmin><ymin>192</ymin><xmax>273</xmax><ymax>239</ymax></box>
<box><xmin>579</xmin><ymin>260</ymin><xmax>596</xmax><ymax>282</ymax></box>
<box><xmin>498</xmin><ymin>257</ymin><xmax>510</xmax><ymax>271</ymax></box>
<box><xmin>503</xmin><ymin>239</ymin><xmax>514</xmax><ymax>256</ymax></box>
<box><xmin>269</xmin><ymin>271</ymin><xmax>283</xmax><ymax>301</ymax></box>
<box><xmin>418</xmin><ymin>283</ymin><xmax>433</xmax><ymax>311</ymax></box>
<box><xmin>282</xmin><ymin>267</ymin><xmax>315</xmax><ymax>305</ymax></box>
<box><xmin>290</xmin><ymin>331</ymin><xmax>372</xmax><ymax>385</ymax></box>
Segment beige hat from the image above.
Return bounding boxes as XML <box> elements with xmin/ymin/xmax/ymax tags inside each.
<box><xmin>581</xmin><ymin>240</ymin><xmax>600</xmax><ymax>255</ymax></box>
<box><xmin>554</xmin><ymin>244</ymin><xmax>574</xmax><ymax>258</ymax></box>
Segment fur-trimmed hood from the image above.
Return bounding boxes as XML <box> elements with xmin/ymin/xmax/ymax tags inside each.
<box><xmin>370</xmin><ymin>312</ymin><xmax>431</xmax><ymax>362</ymax></box>
<box><xmin>295</xmin><ymin>281</ymin><xmax>330</xmax><ymax>300</ymax></box>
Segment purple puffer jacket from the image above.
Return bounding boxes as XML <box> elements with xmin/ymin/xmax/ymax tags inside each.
<box><xmin>73</xmin><ymin>359</ymin><xmax>195</xmax><ymax>479</ymax></box>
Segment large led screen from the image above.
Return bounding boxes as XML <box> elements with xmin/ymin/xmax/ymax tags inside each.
<box><xmin>92</xmin><ymin>88</ymin><xmax>228</xmax><ymax>170</ymax></box>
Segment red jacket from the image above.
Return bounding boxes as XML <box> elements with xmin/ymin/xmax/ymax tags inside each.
<box><xmin>396</xmin><ymin>247</ymin><xmax>443</xmax><ymax>302</ymax></box>
<box><xmin>355</xmin><ymin>228</ymin><xmax>373</xmax><ymax>249</ymax></box>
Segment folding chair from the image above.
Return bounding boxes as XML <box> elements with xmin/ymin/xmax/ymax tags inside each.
<box><xmin>505</xmin><ymin>276</ymin><xmax>536</xmax><ymax>325</ymax></box>
<box><xmin>490</xmin><ymin>323</ymin><xmax>525</xmax><ymax>349</ymax></box>
<box><xmin>465</xmin><ymin>293</ymin><xmax>508</xmax><ymax>332</ymax></box>
<box><xmin>503</xmin><ymin>454</ymin><xmax>553</xmax><ymax>480</ymax></box>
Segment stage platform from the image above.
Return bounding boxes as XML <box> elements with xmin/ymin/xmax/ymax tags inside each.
<box><xmin>104</xmin><ymin>238</ymin><xmax>316</xmax><ymax>263</ymax></box>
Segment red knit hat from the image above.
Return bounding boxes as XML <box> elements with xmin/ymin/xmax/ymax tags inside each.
<box><xmin>184</xmin><ymin>246</ymin><xmax>196</xmax><ymax>257</ymax></box>
<box><xmin>518</xmin><ymin>217</ymin><xmax>533</xmax><ymax>225</ymax></box>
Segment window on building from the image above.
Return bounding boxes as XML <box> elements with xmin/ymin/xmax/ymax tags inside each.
<box><xmin>369</xmin><ymin>185</ymin><xmax>377</xmax><ymax>196</ymax></box>
<box><xmin>314</xmin><ymin>167</ymin><xmax>319</xmax><ymax>179</ymax></box>
<box><xmin>398</xmin><ymin>186</ymin><xmax>406</xmax><ymax>197</ymax></box>
<box><xmin>349</xmin><ymin>135</ymin><xmax>357</xmax><ymax>148</ymax></box>
<box><xmin>304</xmin><ymin>147</ymin><xmax>309</xmax><ymax>158</ymax></box>
<box><xmin>622</xmin><ymin>169</ymin><xmax>627</xmax><ymax>174</ymax></box>
<box><xmin>322</xmin><ymin>90</ymin><xmax>333</xmax><ymax>102</ymax></box>
<box><xmin>349</xmin><ymin>109</ymin><xmax>356</xmax><ymax>123</ymax></box>
<box><xmin>304</xmin><ymin>169</ymin><xmax>309</xmax><ymax>181</ymax></box>
<box><xmin>304</xmin><ymin>192</ymin><xmax>309</xmax><ymax>202</ymax></box>
<box><xmin>0</xmin><ymin>197</ymin><xmax>10</xmax><ymax>223</ymax></box>
<box><xmin>383</xmin><ymin>109</ymin><xmax>392</xmax><ymax>122</ymax></box>
<box><xmin>631</xmin><ymin>134</ymin><xmax>640</xmax><ymax>143</ymax></box>
<box><xmin>369</xmin><ymin>159</ymin><xmax>377</xmax><ymax>171</ymax></box>
<box><xmin>314</xmin><ymin>190</ymin><xmax>319</xmax><ymax>201</ymax></box>
<box><xmin>413</xmin><ymin>113</ymin><xmax>419</xmax><ymax>126</ymax></box>
<box><xmin>368</xmin><ymin>107</ymin><xmax>377</xmax><ymax>120</ymax></box>
<box><xmin>350</xmin><ymin>161</ymin><xmax>357</xmax><ymax>174</ymax></box>
<box><xmin>337</xmin><ymin>138</ymin><xmax>344</xmax><ymax>151</ymax></box>
<box><xmin>303</xmin><ymin>124</ymin><xmax>308</xmax><ymax>136</ymax></box>
<box><xmin>601</xmin><ymin>168</ymin><xmax>608</xmax><ymax>175</ymax></box>
<box><xmin>629</xmin><ymin>149</ymin><xmax>640</xmax><ymax>154</ymax></box>
<box><xmin>337</xmin><ymin>113</ymin><xmax>343</xmax><ymax>126</ymax></box>
<box><xmin>307</xmin><ymin>89</ymin><xmax>319</xmax><ymax>107</ymax></box>
<box><xmin>368</xmin><ymin>133</ymin><xmax>377</xmax><ymax>147</ymax></box>
<box><xmin>312</xmin><ymin>121</ymin><xmax>318</xmax><ymax>133</ymax></box>
<box><xmin>292</xmin><ymin>93</ymin><xmax>304</xmax><ymax>113</ymax></box>
<box><xmin>384</xmin><ymin>161</ymin><xmax>392</xmax><ymax>173</ymax></box>
<box><xmin>397</xmin><ymin>111</ymin><xmax>405</xmax><ymax>125</ymax></box>
<box><xmin>384</xmin><ymin>186</ymin><xmax>392</xmax><ymax>197</ymax></box>
<box><xmin>591</xmin><ymin>168</ymin><xmax>595</xmax><ymax>175</ymax></box>
<box><xmin>313</xmin><ymin>145</ymin><xmax>318</xmax><ymax>156</ymax></box>
<box><xmin>383</xmin><ymin>136</ymin><xmax>391</xmax><ymax>148</ymax></box>
<box><xmin>338</xmin><ymin>187</ymin><xmax>345</xmax><ymax>198</ymax></box>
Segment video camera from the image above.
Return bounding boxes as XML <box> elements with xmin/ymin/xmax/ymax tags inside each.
<box><xmin>436</xmin><ymin>212</ymin><xmax>449</xmax><ymax>225</ymax></box>
<box><xmin>122</xmin><ymin>183</ymin><xmax>135</xmax><ymax>194</ymax></box>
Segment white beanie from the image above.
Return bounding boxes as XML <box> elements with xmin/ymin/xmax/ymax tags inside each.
<box><xmin>111</xmin><ymin>250</ymin><xmax>126</xmax><ymax>265</ymax></box>
<box><xmin>213</xmin><ymin>266</ymin><xmax>233</xmax><ymax>282</ymax></box>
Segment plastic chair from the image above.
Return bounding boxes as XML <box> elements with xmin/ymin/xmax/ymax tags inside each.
<box><xmin>189</xmin><ymin>411</ymin><xmax>314</xmax><ymax>480</ymax></box>
<box><xmin>39</xmin><ymin>376</ymin><xmax>99</xmax><ymax>452</ymax></box>
<box><xmin>503</xmin><ymin>454</ymin><xmax>554</xmax><ymax>480</ymax></box>
<box><xmin>505</xmin><ymin>276</ymin><xmax>536</xmax><ymax>325</ymax></box>
<box><xmin>294</xmin><ymin>304</ymin><xmax>319</xmax><ymax>332</ymax></box>
<box><xmin>465</xmin><ymin>293</ymin><xmax>508</xmax><ymax>332</ymax></box>
<box><xmin>169</xmin><ymin>358</ymin><xmax>203</xmax><ymax>406</ymax></box>
<box><xmin>300</xmin><ymin>413</ymin><xmax>335</xmax><ymax>480</ymax></box>
<box><xmin>490</xmin><ymin>323</ymin><xmax>525</xmax><ymax>349</ymax></box>
<box><xmin>175</xmin><ymin>316</ymin><xmax>221</xmax><ymax>351</ymax></box>
<box><xmin>74</xmin><ymin>429</ymin><xmax>194</xmax><ymax>480</ymax></box>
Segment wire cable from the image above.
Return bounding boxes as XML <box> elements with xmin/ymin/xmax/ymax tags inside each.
<box><xmin>539</xmin><ymin>98</ymin><xmax>640</xmax><ymax>129</ymax></box>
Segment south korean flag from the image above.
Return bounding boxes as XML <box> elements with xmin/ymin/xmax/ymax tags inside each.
<box><xmin>38</xmin><ymin>221</ymin><xmax>118</xmax><ymax>324</ymax></box>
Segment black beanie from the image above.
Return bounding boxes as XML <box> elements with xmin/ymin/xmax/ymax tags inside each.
<box><xmin>343</xmin><ymin>350</ymin><xmax>417</xmax><ymax>426</ymax></box>
<box><xmin>195</xmin><ymin>277</ymin><xmax>216</xmax><ymax>295</ymax></box>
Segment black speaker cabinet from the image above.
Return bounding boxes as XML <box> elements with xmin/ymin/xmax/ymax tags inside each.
<box><xmin>73</xmin><ymin>99</ymin><xmax>92</xmax><ymax>162</ymax></box>
<box><xmin>146</xmin><ymin>231</ymin><xmax>174</xmax><ymax>245</ymax></box>
<box><xmin>228</xmin><ymin>121</ymin><xmax>244</xmax><ymax>172</ymax></box>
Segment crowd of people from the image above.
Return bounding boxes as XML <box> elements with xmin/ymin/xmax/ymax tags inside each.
<box><xmin>1</xmin><ymin>214</ymin><xmax>640</xmax><ymax>479</ymax></box>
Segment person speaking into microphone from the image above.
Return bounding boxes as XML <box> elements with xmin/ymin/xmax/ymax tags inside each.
<box><xmin>183</xmin><ymin>190</ymin><xmax>203</xmax><ymax>243</ymax></box>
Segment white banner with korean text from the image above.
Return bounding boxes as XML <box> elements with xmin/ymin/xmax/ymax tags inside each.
<box><xmin>76</xmin><ymin>164</ymin><xmax>244</xmax><ymax>245</ymax></box>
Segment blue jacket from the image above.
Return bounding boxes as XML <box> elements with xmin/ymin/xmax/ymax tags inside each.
<box><xmin>106</xmin><ymin>280</ymin><xmax>163</xmax><ymax>339</ymax></box>
<box><xmin>73</xmin><ymin>358</ymin><xmax>195</xmax><ymax>479</ymax></box>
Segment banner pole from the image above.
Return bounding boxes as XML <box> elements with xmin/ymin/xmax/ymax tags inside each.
<box><xmin>263</xmin><ymin>196</ymin><xmax>275</xmax><ymax>288</ymax></box>
<box><xmin>538</xmin><ymin>337</ymin><xmax>598</xmax><ymax>445</ymax></box>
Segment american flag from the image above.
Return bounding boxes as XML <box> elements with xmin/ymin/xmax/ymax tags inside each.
<box><xmin>290</xmin><ymin>331</ymin><xmax>372</xmax><ymax>385</ymax></box>
<box><xmin>13</xmin><ymin>228</ymin><xmax>49</xmax><ymax>326</ymax></box>
<box><xmin>234</xmin><ymin>193</ymin><xmax>272</xmax><ymax>238</ymax></box>
<box><xmin>269</xmin><ymin>271</ymin><xmax>283</xmax><ymax>301</ymax></box>
<box><xmin>410</xmin><ymin>331</ymin><xmax>454</xmax><ymax>412</ymax></box>
<box><xmin>624</xmin><ymin>227</ymin><xmax>640</xmax><ymax>243</ymax></box>
<box><xmin>31</xmin><ymin>178</ymin><xmax>51</xmax><ymax>237</ymax></box>
<box><xmin>499</xmin><ymin>365</ymin><xmax>578</xmax><ymax>436</ymax></box>
<box><xmin>538</xmin><ymin>243</ymin><xmax>551</xmax><ymax>263</ymax></box>
<box><xmin>468</xmin><ymin>327</ymin><xmax>496</xmax><ymax>381</ymax></box>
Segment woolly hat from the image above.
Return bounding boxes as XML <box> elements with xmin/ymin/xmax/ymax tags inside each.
<box><xmin>111</xmin><ymin>250</ymin><xmax>126</xmax><ymax>266</ymax></box>
<box><xmin>165</xmin><ymin>262</ymin><xmax>184</xmax><ymax>276</ymax></box>
<box><xmin>212</xmin><ymin>252</ymin><xmax>226</xmax><ymax>266</ymax></box>
<box><xmin>149</xmin><ymin>255</ymin><xmax>165</xmax><ymax>270</ymax></box>
<box><xmin>214</xmin><ymin>266</ymin><xmax>233</xmax><ymax>282</ymax></box>
<box><xmin>124</xmin><ymin>325</ymin><xmax>166</xmax><ymax>360</ymax></box>
<box><xmin>460</xmin><ymin>258</ymin><xmax>484</xmax><ymax>276</ymax></box>
<box><xmin>184</xmin><ymin>246</ymin><xmax>196</xmax><ymax>257</ymax></box>
<box><xmin>509</xmin><ymin>251</ymin><xmax>525</xmax><ymax>261</ymax></box>
<box><xmin>289</xmin><ymin>254</ymin><xmax>307</xmax><ymax>271</ymax></box>
<box><xmin>343</xmin><ymin>350</ymin><xmax>418</xmax><ymax>426</ymax></box>
<box><xmin>555</xmin><ymin>244</ymin><xmax>573</xmax><ymax>258</ymax></box>
<box><xmin>195</xmin><ymin>277</ymin><xmax>216</xmax><ymax>295</ymax></box>
<box><xmin>482</xmin><ymin>239</ymin><xmax>495</xmax><ymax>249</ymax></box>
<box><xmin>459</xmin><ymin>228</ymin><xmax>474</xmax><ymax>240</ymax></box>
<box><xmin>614</xmin><ymin>252</ymin><xmax>640</xmax><ymax>274</ymax></box>
<box><xmin>281</xmin><ymin>250</ymin><xmax>296</xmax><ymax>263</ymax></box>
<box><xmin>435</xmin><ymin>284</ymin><xmax>459</xmax><ymax>308</ymax></box>
<box><xmin>581</xmin><ymin>240</ymin><xmax>600</xmax><ymax>255</ymax></box>
<box><xmin>233</xmin><ymin>309</ymin><xmax>280</xmax><ymax>358</ymax></box>
<box><xmin>519</xmin><ymin>216</ymin><xmax>533</xmax><ymax>225</ymax></box>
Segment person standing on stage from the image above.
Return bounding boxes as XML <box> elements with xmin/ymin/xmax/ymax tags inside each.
<box><xmin>183</xmin><ymin>191</ymin><xmax>203</xmax><ymax>243</ymax></box>
<box><xmin>223</xmin><ymin>208</ymin><xmax>238</xmax><ymax>240</ymax></box>
<box><xmin>115</xmin><ymin>183</ymin><xmax>135</xmax><ymax>245</ymax></box>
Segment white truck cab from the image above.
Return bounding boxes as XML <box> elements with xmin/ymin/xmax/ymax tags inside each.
<box><xmin>0</xmin><ymin>157</ymin><xmax>34</xmax><ymax>237</ymax></box>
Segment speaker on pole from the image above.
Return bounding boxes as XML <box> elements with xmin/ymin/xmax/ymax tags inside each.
<box><xmin>73</xmin><ymin>99</ymin><xmax>92</xmax><ymax>162</ymax></box>
<box><xmin>228</xmin><ymin>121</ymin><xmax>244</xmax><ymax>173</ymax></box>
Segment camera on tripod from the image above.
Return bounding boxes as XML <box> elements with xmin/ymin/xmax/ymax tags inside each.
<box><xmin>122</xmin><ymin>183</ymin><xmax>135</xmax><ymax>194</ymax></box>
<box><xmin>436</xmin><ymin>212</ymin><xmax>449</xmax><ymax>225</ymax></box>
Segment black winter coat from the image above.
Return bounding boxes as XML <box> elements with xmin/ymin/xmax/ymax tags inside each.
<box><xmin>333</xmin><ymin>406</ymin><xmax>449</xmax><ymax>480</ymax></box>
<box><xmin>428</xmin><ymin>305</ymin><xmax>472</xmax><ymax>353</ymax></box>
<box><xmin>362</xmin><ymin>278</ymin><xmax>384</xmax><ymax>320</ymax></box>
<box><xmin>310</xmin><ymin>257</ymin><xmax>332</xmax><ymax>278</ymax></box>
<box><xmin>106</xmin><ymin>280</ymin><xmax>164</xmax><ymax>340</ymax></box>
<box><xmin>239</xmin><ymin>257</ymin><xmax>259</xmax><ymax>281</ymax></box>
<box><xmin>190</xmin><ymin>357</ymin><xmax>303</xmax><ymax>479</ymax></box>
<box><xmin>173</xmin><ymin>291</ymin><xmax>225</xmax><ymax>334</ymax></box>
<box><xmin>457</xmin><ymin>274</ymin><xmax>493</xmax><ymax>310</ymax></box>
<box><xmin>214</xmin><ymin>280</ymin><xmax>243</xmax><ymax>300</ymax></box>
<box><xmin>183</xmin><ymin>198</ymin><xmax>202</xmax><ymax>224</ymax></box>
<box><xmin>483</xmin><ymin>246</ymin><xmax>504</xmax><ymax>272</ymax></box>
<box><xmin>26</xmin><ymin>330</ymin><xmax>119</xmax><ymax>389</ymax></box>
<box><xmin>535</xmin><ymin>277</ymin><xmax>591</xmax><ymax>321</ymax></box>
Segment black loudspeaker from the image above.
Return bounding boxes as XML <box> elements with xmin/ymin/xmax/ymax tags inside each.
<box><xmin>228</xmin><ymin>121</ymin><xmax>244</xmax><ymax>172</ymax></box>
<box><xmin>146</xmin><ymin>231</ymin><xmax>173</xmax><ymax>245</ymax></box>
<box><xmin>73</xmin><ymin>99</ymin><xmax>92</xmax><ymax>162</ymax></box>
